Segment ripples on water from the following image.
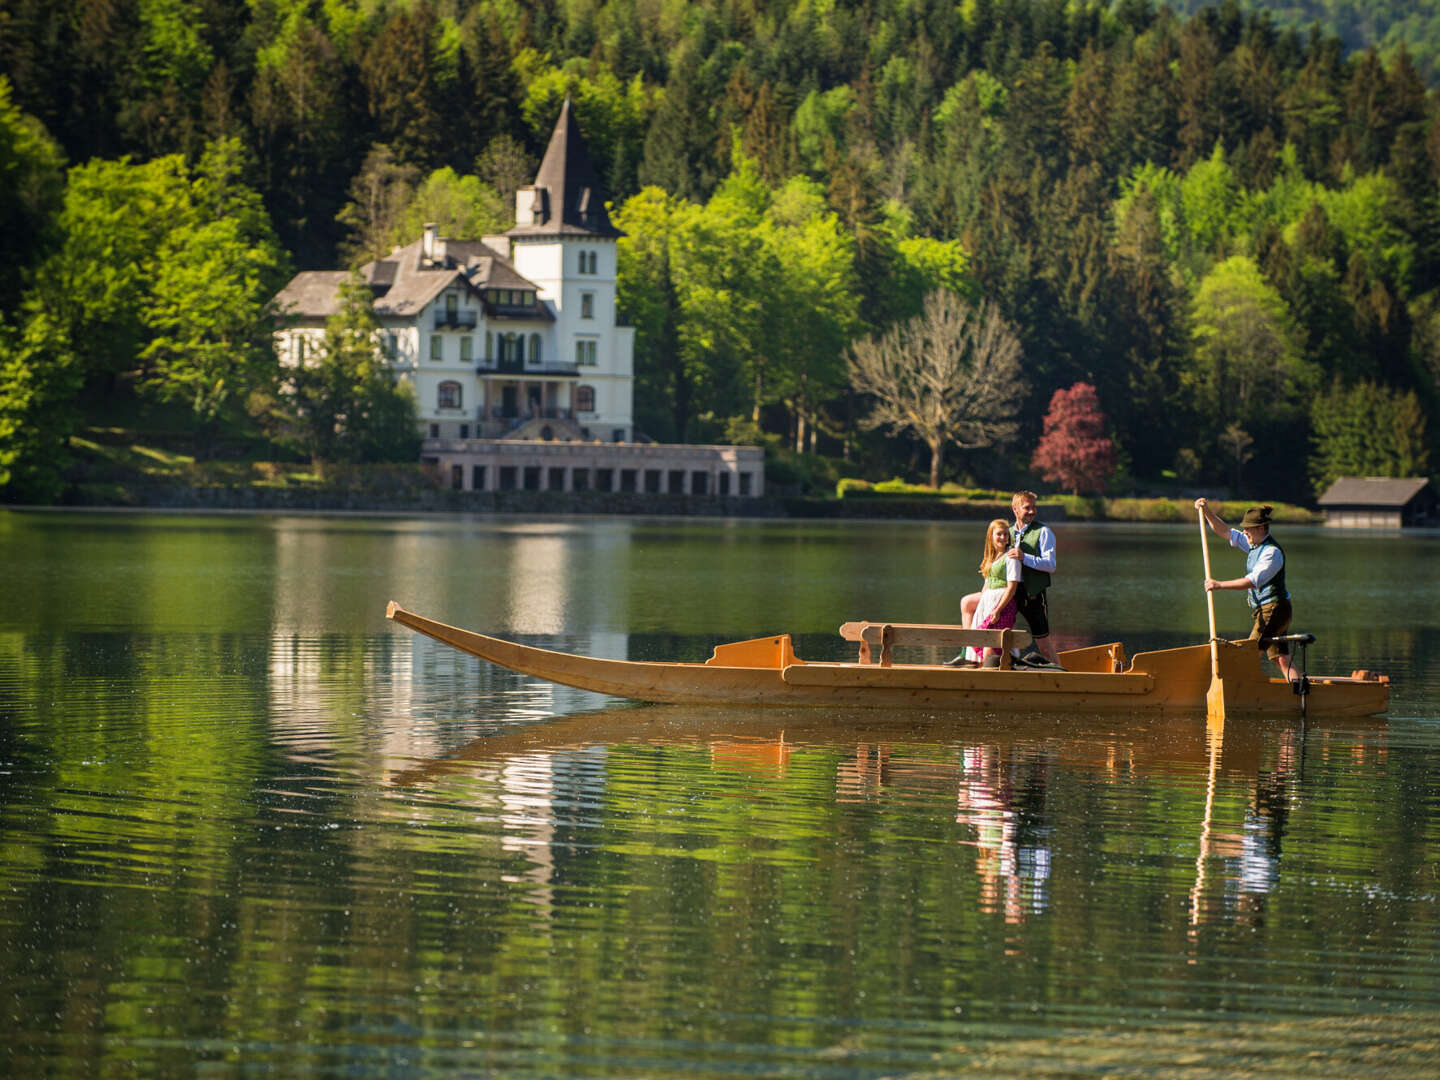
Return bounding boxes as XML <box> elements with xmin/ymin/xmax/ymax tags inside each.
<box><xmin>5</xmin><ymin>630</ymin><xmax>1436</xmax><ymax>1077</ymax></box>
<box><xmin>3</xmin><ymin>514</ymin><xmax>1440</xmax><ymax>1077</ymax></box>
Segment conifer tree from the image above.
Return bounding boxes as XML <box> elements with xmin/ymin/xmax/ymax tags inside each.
<box><xmin>1309</xmin><ymin>379</ymin><xmax>1430</xmax><ymax>494</ymax></box>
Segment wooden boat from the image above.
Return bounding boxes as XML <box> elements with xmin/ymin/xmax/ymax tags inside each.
<box><xmin>385</xmin><ymin>602</ymin><xmax>1390</xmax><ymax>718</ymax></box>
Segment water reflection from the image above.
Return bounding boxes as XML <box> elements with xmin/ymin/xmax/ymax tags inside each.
<box><xmin>6</xmin><ymin>511</ymin><xmax>1440</xmax><ymax>1077</ymax></box>
<box><xmin>956</xmin><ymin>746</ymin><xmax>1053</xmax><ymax>926</ymax></box>
<box><xmin>387</xmin><ymin>702</ymin><xmax>1395</xmax><ymax>948</ymax></box>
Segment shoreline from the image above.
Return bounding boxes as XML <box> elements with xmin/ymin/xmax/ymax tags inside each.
<box><xmin>39</xmin><ymin>485</ymin><xmax>1035</xmax><ymax>520</ymax></box>
<box><xmin>12</xmin><ymin>484</ymin><xmax>1335</xmax><ymax>524</ymax></box>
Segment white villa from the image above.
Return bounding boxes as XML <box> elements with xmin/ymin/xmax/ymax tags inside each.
<box><xmin>274</xmin><ymin>100</ymin><xmax>634</xmax><ymax>443</ymax></box>
<box><xmin>272</xmin><ymin>102</ymin><xmax>763</xmax><ymax>498</ymax></box>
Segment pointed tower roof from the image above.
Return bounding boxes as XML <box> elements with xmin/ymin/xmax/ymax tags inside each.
<box><xmin>508</xmin><ymin>99</ymin><xmax>622</xmax><ymax>240</ymax></box>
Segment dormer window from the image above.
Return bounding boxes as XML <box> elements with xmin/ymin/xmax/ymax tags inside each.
<box><xmin>485</xmin><ymin>289</ymin><xmax>536</xmax><ymax>310</ymax></box>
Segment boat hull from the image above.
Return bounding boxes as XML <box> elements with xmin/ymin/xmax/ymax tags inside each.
<box><xmin>385</xmin><ymin>603</ymin><xmax>1389</xmax><ymax>718</ymax></box>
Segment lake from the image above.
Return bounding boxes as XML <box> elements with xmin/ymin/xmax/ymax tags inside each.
<box><xmin>3</xmin><ymin>508</ymin><xmax>1439</xmax><ymax>1076</ymax></box>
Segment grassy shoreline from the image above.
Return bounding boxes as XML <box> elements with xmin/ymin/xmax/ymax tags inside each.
<box><xmin>45</xmin><ymin>434</ymin><xmax>1322</xmax><ymax>522</ymax></box>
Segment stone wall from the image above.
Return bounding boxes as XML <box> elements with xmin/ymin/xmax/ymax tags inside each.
<box><xmin>67</xmin><ymin>485</ymin><xmax>1064</xmax><ymax>521</ymax></box>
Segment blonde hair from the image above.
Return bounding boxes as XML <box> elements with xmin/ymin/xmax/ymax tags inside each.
<box><xmin>1011</xmin><ymin>489</ymin><xmax>1038</xmax><ymax>509</ymax></box>
<box><xmin>979</xmin><ymin>518</ymin><xmax>1011</xmax><ymax>575</ymax></box>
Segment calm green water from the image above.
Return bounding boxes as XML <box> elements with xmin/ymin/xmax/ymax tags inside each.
<box><xmin>3</xmin><ymin>509</ymin><xmax>1439</xmax><ymax>1077</ymax></box>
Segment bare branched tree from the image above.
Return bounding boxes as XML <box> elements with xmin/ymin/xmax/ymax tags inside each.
<box><xmin>847</xmin><ymin>290</ymin><xmax>1026</xmax><ymax>487</ymax></box>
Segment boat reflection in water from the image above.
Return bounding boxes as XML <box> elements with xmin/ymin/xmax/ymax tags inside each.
<box><xmin>387</xmin><ymin>701</ymin><xmax>1387</xmax><ymax>936</ymax></box>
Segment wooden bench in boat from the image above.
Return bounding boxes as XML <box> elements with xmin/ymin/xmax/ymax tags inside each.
<box><xmin>839</xmin><ymin>621</ymin><xmax>1034</xmax><ymax>669</ymax></box>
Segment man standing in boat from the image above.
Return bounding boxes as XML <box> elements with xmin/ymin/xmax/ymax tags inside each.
<box><xmin>1194</xmin><ymin>499</ymin><xmax>1298</xmax><ymax>683</ymax></box>
<box><xmin>1007</xmin><ymin>490</ymin><xmax>1060</xmax><ymax>667</ymax></box>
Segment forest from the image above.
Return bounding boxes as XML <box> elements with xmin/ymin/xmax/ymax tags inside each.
<box><xmin>2</xmin><ymin>0</ymin><xmax>1438</xmax><ymax>502</ymax></box>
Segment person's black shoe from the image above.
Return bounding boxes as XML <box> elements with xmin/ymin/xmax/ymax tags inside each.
<box><xmin>945</xmin><ymin>654</ymin><xmax>978</xmax><ymax>668</ymax></box>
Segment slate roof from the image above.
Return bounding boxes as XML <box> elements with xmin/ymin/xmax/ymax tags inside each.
<box><xmin>272</xmin><ymin>234</ymin><xmax>550</xmax><ymax>322</ymax></box>
<box><xmin>507</xmin><ymin>99</ymin><xmax>622</xmax><ymax>240</ymax></box>
<box><xmin>1316</xmin><ymin>476</ymin><xmax>1433</xmax><ymax>507</ymax></box>
<box><xmin>271</xmin><ymin>271</ymin><xmax>352</xmax><ymax>320</ymax></box>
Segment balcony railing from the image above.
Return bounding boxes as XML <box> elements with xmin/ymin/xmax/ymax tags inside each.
<box><xmin>434</xmin><ymin>310</ymin><xmax>478</xmax><ymax>329</ymax></box>
<box><xmin>475</xmin><ymin>358</ymin><xmax>580</xmax><ymax>376</ymax></box>
<box><xmin>481</xmin><ymin>405</ymin><xmax>574</xmax><ymax>421</ymax></box>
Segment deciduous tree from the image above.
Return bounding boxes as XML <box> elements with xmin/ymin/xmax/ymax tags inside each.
<box><xmin>40</xmin><ymin>140</ymin><xmax>288</xmax><ymax>451</ymax></box>
<box><xmin>0</xmin><ymin>301</ymin><xmax>80</xmax><ymax>502</ymax></box>
<box><xmin>1030</xmin><ymin>382</ymin><xmax>1117</xmax><ymax>495</ymax></box>
<box><xmin>394</xmin><ymin>167</ymin><xmax>508</xmax><ymax>247</ymax></box>
<box><xmin>848</xmin><ymin>290</ymin><xmax>1025</xmax><ymax>488</ymax></box>
<box><xmin>282</xmin><ymin>273</ymin><xmax>419</xmax><ymax>463</ymax></box>
<box><xmin>1187</xmin><ymin>255</ymin><xmax>1315</xmax><ymax>434</ymax></box>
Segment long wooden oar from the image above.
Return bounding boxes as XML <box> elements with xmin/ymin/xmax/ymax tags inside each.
<box><xmin>1198</xmin><ymin>507</ymin><xmax>1226</xmax><ymax>724</ymax></box>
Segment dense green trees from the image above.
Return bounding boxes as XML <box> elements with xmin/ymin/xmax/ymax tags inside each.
<box><xmin>33</xmin><ymin>140</ymin><xmax>289</xmax><ymax>447</ymax></box>
<box><xmin>278</xmin><ymin>275</ymin><xmax>421</xmax><ymax>463</ymax></box>
<box><xmin>2</xmin><ymin>0</ymin><xmax>1440</xmax><ymax>501</ymax></box>
<box><xmin>1309</xmin><ymin>378</ymin><xmax>1431</xmax><ymax>492</ymax></box>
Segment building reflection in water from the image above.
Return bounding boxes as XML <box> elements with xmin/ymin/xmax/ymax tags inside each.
<box><xmin>501</xmin><ymin>528</ymin><xmax>570</xmax><ymax>636</ymax></box>
<box><xmin>265</xmin><ymin>518</ymin><xmax>630</xmax><ymax>765</ymax></box>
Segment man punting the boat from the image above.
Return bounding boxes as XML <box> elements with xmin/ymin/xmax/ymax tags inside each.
<box><xmin>1194</xmin><ymin>498</ymin><xmax>1299</xmax><ymax>684</ymax></box>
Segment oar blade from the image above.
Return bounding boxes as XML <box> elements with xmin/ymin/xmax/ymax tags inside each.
<box><xmin>1205</xmin><ymin>676</ymin><xmax>1226</xmax><ymax>724</ymax></box>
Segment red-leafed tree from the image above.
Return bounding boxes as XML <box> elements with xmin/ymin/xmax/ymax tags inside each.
<box><xmin>1031</xmin><ymin>382</ymin><xmax>1117</xmax><ymax>495</ymax></box>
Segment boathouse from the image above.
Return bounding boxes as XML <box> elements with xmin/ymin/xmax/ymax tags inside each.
<box><xmin>1315</xmin><ymin>476</ymin><xmax>1437</xmax><ymax>528</ymax></box>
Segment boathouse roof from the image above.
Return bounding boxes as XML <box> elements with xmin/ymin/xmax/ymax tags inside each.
<box><xmin>1316</xmin><ymin>477</ymin><xmax>1433</xmax><ymax>508</ymax></box>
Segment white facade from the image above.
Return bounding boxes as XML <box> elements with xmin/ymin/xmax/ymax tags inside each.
<box><xmin>508</xmin><ymin>233</ymin><xmax>634</xmax><ymax>443</ymax></box>
<box><xmin>273</xmin><ymin>228</ymin><xmax>636</xmax><ymax>444</ymax></box>
<box><xmin>272</xmin><ymin>101</ymin><xmax>641</xmax><ymax>446</ymax></box>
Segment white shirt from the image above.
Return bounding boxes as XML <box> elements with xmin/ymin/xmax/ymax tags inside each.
<box><xmin>1012</xmin><ymin>522</ymin><xmax>1057</xmax><ymax>575</ymax></box>
<box><xmin>1228</xmin><ymin>528</ymin><xmax>1282</xmax><ymax>589</ymax></box>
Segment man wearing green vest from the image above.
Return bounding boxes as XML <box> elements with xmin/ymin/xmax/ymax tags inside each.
<box><xmin>1006</xmin><ymin>490</ymin><xmax>1060</xmax><ymax>667</ymax></box>
<box><xmin>1195</xmin><ymin>498</ymin><xmax>1298</xmax><ymax>683</ymax></box>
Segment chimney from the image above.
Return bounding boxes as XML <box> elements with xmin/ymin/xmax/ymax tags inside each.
<box><xmin>515</xmin><ymin>187</ymin><xmax>548</xmax><ymax>226</ymax></box>
<box><xmin>422</xmin><ymin>222</ymin><xmax>438</xmax><ymax>264</ymax></box>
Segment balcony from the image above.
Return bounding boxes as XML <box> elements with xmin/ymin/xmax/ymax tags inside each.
<box><xmin>476</xmin><ymin>359</ymin><xmax>580</xmax><ymax>377</ymax></box>
<box><xmin>482</xmin><ymin>405</ymin><xmax>574</xmax><ymax>421</ymax></box>
<box><xmin>434</xmin><ymin>310</ymin><xmax>478</xmax><ymax>329</ymax></box>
